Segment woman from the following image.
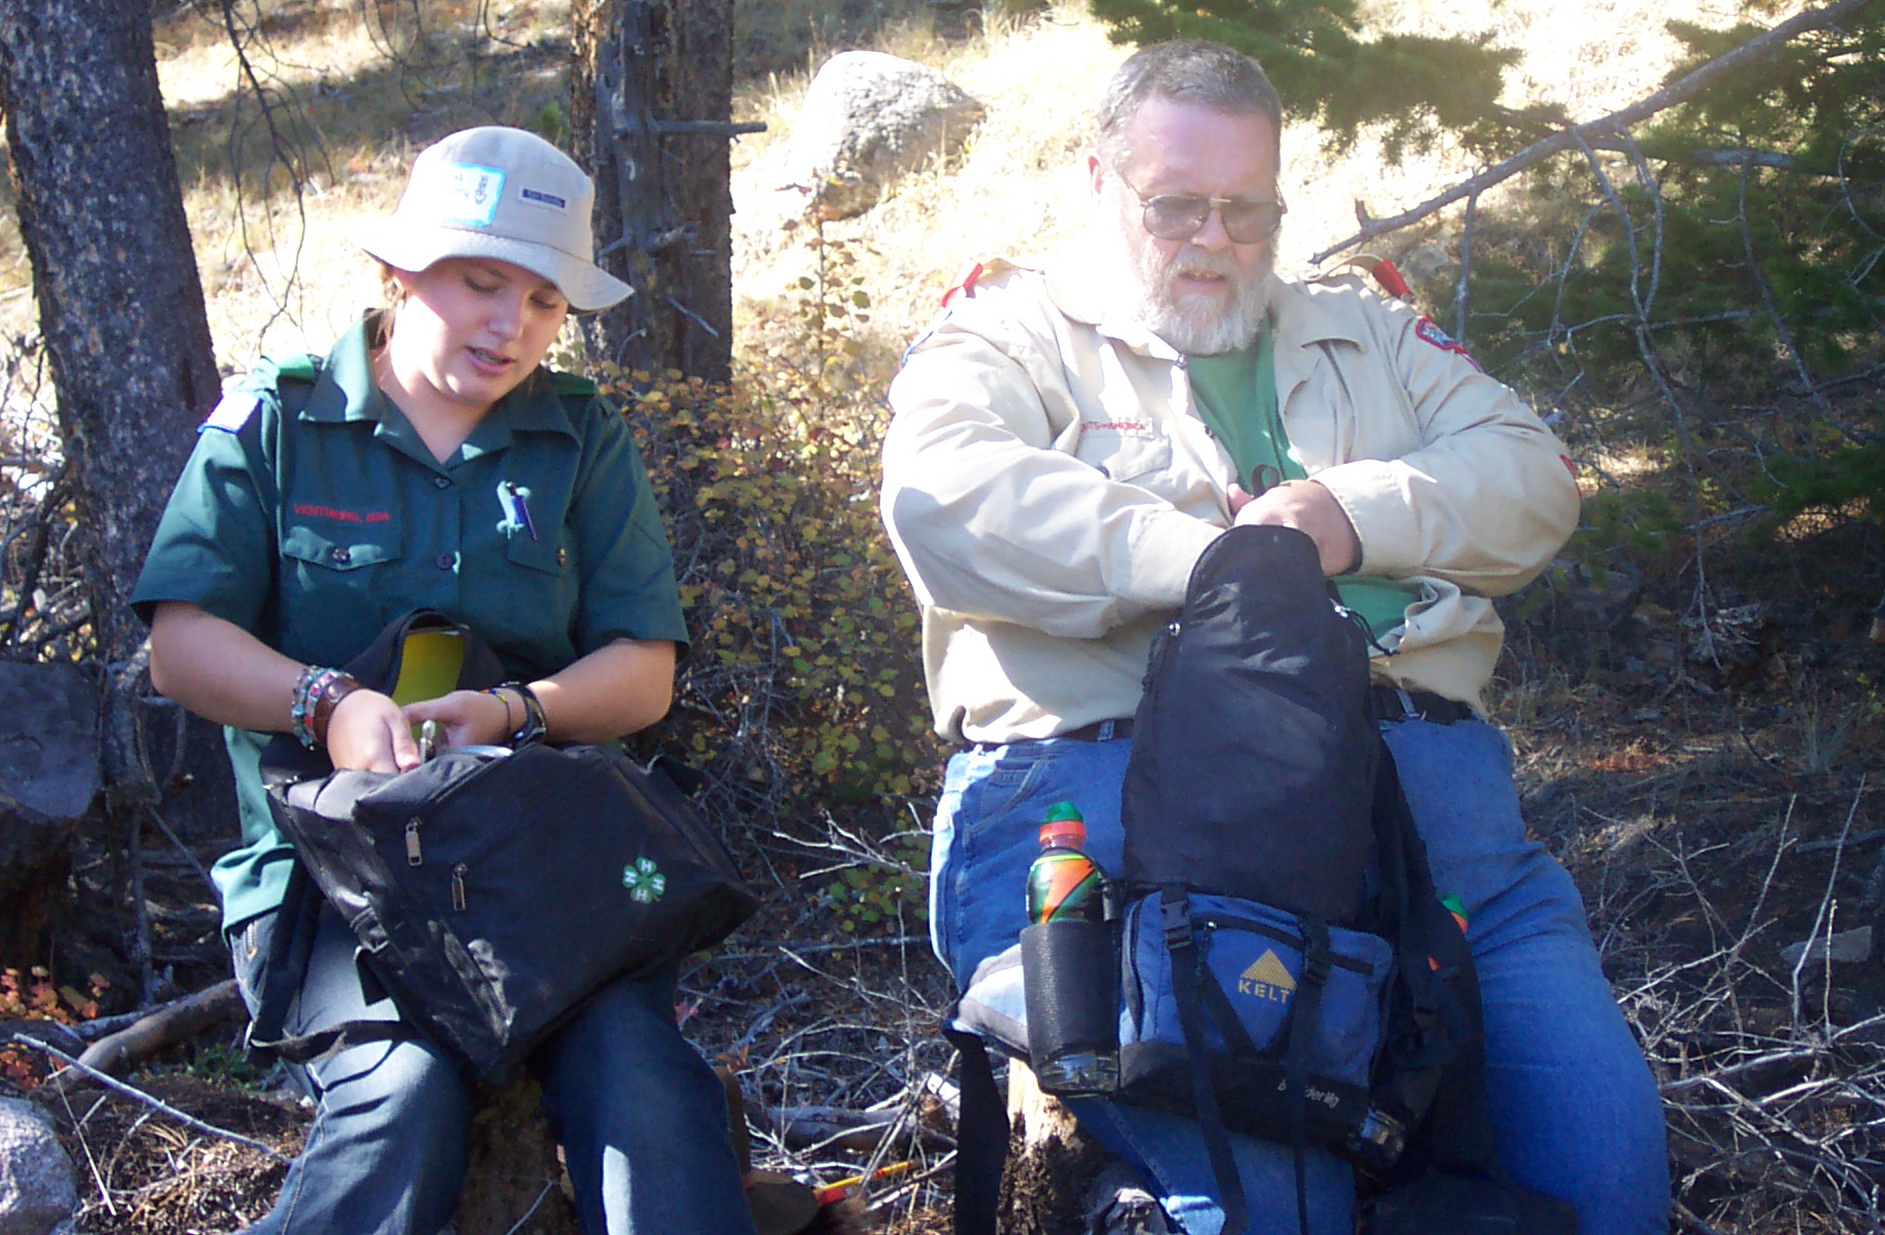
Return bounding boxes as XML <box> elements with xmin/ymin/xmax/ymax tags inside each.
<box><xmin>133</xmin><ymin>126</ymin><xmax>756</xmax><ymax>1235</ymax></box>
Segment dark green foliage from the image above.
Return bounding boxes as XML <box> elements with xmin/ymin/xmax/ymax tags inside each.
<box><xmin>1764</xmin><ymin>440</ymin><xmax>1885</xmax><ymax>527</ymax></box>
<box><xmin>1086</xmin><ymin>0</ymin><xmax>1541</xmax><ymax>157</ymax></box>
<box><xmin>1095</xmin><ymin>0</ymin><xmax>1885</xmax><ymax>562</ymax></box>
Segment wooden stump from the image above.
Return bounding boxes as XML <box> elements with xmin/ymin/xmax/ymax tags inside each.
<box><xmin>995</xmin><ymin>1062</ymin><xmax>1171</xmax><ymax>1235</ymax></box>
<box><xmin>452</xmin><ymin>1074</ymin><xmax>580</xmax><ymax>1235</ymax></box>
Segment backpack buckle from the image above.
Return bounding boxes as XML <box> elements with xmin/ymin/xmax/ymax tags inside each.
<box><xmin>1160</xmin><ymin>888</ymin><xmax>1195</xmax><ymax>952</ymax></box>
<box><xmin>1299</xmin><ymin>917</ymin><xmax>1333</xmax><ymax>987</ymax></box>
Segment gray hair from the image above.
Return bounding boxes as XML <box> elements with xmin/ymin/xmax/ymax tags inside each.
<box><xmin>1095</xmin><ymin>40</ymin><xmax>1282</xmax><ymax>169</ymax></box>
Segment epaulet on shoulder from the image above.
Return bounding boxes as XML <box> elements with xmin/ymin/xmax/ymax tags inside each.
<box><xmin>550</xmin><ymin>370</ymin><xmax>599</xmax><ymax>398</ymax></box>
<box><xmin>271</xmin><ymin>354</ymin><xmax>320</xmax><ymax>384</ymax></box>
<box><xmin>939</xmin><ymin>258</ymin><xmax>1027</xmax><ymax>308</ymax></box>
<box><xmin>1313</xmin><ymin>254</ymin><xmax>1412</xmax><ymax>302</ymax></box>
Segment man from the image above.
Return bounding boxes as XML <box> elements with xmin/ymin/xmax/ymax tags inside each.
<box><xmin>880</xmin><ymin>39</ymin><xmax>1668</xmax><ymax>1235</ymax></box>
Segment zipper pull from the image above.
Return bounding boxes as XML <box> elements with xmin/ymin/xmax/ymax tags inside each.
<box><xmin>405</xmin><ymin>818</ymin><xmax>423</xmax><ymax>867</ymax></box>
<box><xmin>451</xmin><ymin>863</ymin><xmax>468</xmax><ymax>912</ymax></box>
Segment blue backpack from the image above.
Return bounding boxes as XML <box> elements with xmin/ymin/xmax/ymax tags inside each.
<box><xmin>946</xmin><ymin>526</ymin><xmax>1577</xmax><ymax>1235</ymax></box>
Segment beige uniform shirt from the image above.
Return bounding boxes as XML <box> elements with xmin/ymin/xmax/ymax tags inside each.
<box><xmin>881</xmin><ymin>248</ymin><xmax>1580</xmax><ymax>745</ymax></box>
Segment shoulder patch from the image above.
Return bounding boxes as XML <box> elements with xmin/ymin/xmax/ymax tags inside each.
<box><xmin>1413</xmin><ymin>316</ymin><xmax>1483</xmax><ymax>373</ymax></box>
<box><xmin>201</xmin><ymin>390</ymin><xmax>261</xmax><ymax>433</ymax></box>
<box><xmin>551</xmin><ymin>370</ymin><xmax>599</xmax><ymax>398</ymax></box>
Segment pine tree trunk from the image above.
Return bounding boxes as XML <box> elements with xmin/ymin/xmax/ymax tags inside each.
<box><xmin>0</xmin><ymin>0</ymin><xmax>223</xmax><ymax>974</ymax></box>
<box><xmin>569</xmin><ymin>0</ymin><xmax>740</xmax><ymax>382</ymax></box>
<box><xmin>0</xmin><ymin>0</ymin><xmax>219</xmax><ymax>666</ymax></box>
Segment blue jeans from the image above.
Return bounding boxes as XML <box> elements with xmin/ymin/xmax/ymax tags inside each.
<box><xmin>229</xmin><ymin>906</ymin><xmax>756</xmax><ymax>1235</ymax></box>
<box><xmin>932</xmin><ymin>718</ymin><xmax>1669</xmax><ymax>1235</ymax></box>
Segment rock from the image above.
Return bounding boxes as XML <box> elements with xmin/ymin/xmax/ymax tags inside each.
<box><xmin>0</xmin><ymin>1097</ymin><xmax>77</xmax><ymax>1235</ymax></box>
<box><xmin>0</xmin><ymin>660</ymin><xmax>100</xmax><ymax>902</ymax></box>
<box><xmin>1780</xmin><ymin>925</ymin><xmax>1874</xmax><ymax>968</ymax></box>
<box><xmin>786</xmin><ymin>50</ymin><xmax>985</xmax><ymax>220</ymax></box>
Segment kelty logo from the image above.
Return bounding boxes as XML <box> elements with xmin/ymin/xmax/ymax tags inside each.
<box><xmin>1237</xmin><ymin>950</ymin><xmax>1296</xmax><ymax>1003</ymax></box>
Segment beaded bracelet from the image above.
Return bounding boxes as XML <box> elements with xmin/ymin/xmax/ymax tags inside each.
<box><xmin>290</xmin><ymin>665</ymin><xmax>361</xmax><ymax>749</ymax></box>
<box><xmin>290</xmin><ymin>665</ymin><xmax>337</xmax><ymax>748</ymax></box>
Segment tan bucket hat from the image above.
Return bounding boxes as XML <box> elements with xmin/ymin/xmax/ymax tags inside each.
<box><xmin>355</xmin><ymin>126</ymin><xmax>633</xmax><ymax>312</ymax></box>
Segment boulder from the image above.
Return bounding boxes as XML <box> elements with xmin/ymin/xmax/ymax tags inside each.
<box><xmin>0</xmin><ymin>661</ymin><xmax>100</xmax><ymax>963</ymax></box>
<box><xmin>787</xmin><ymin>50</ymin><xmax>984</xmax><ymax>220</ymax></box>
<box><xmin>0</xmin><ymin>660</ymin><xmax>100</xmax><ymax>899</ymax></box>
<box><xmin>0</xmin><ymin>1097</ymin><xmax>77</xmax><ymax>1235</ymax></box>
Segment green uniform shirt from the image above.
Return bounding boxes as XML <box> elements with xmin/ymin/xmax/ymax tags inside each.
<box><xmin>1187</xmin><ymin>333</ymin><xmax>1417</xmax><ymax>641</ymax></box>
<box><xmin>132</xmin><ymin>313</ymin><xmax>689</xmax><ymax>930</ymax></box>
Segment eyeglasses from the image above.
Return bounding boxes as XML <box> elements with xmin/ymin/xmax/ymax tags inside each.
<box><xmin>1116</xmin><ymin>171</ymin><xmax>1287</xmax><ymax>245</ymax></box>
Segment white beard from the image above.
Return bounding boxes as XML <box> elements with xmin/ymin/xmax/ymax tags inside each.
<box><xmin>1119</xmin><ymin>230</ymin><xmax>1274</xmax><ymax>355</ymax></box>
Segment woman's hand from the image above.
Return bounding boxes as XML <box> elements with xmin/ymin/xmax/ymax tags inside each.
<box><xmin>403</xmin><ymin>688</ymin><xmax>515</xmax><ymax>750</ymax></box>
<box><xmin>324</xmin><ymin>689</ymin><xmax>423</xmax><ymax>773</ymax></box>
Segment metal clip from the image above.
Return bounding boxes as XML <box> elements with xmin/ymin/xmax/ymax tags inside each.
<box><xmin>451</xmin><ymin>863</ymin><xmax>468</xmax><ymax>912</ymax></box>
<box><xmin>405</xmin><ymin>818</ymin><xmax>423</xmax><ymax>867</ymax></box>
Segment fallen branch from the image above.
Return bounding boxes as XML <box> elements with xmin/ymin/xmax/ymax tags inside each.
<box><xmin>66</xmin><ymin>978</ymin><xmax>243</xmax><ymax>1080</ymax></box>
<box><xmin>9</xmin><ymin>1032</ymin><xmax>289</xmax><ymax>1164</ymax></box>
<box><xmin>1309</xmin><ymin>0</ymin><xmax>1882</xmax><ymax>265</ymax></box>
<box><xmin>765</xmin><ymin>1102</ymin><xmax>951</xmax><ymax>1154</ymax></box>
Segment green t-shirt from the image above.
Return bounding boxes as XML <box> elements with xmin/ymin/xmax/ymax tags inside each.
<box><xmin>132</xmin><ymin>314</ymin><xmax>690</xmax><ymax>930</ymax></box>
<box><xmin>1187</xmin><ymin>332</ymin><xmax>1416</xmax><ymax>641</ymax></box>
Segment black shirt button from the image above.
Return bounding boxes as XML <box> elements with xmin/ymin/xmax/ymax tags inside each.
<box><xmin>433</xmin><ymin>475</ymin><xmax>451</xmax><ymax>489</ymax></box>
<box><xmin>329</xmin><ymin>546</ymin><xmax>350</xmax><ymax>565</ymax></box>
<box><xmin>435</xmin><ymin>552</ymin><xmax>454</xmax><ymax>570</ymax></box>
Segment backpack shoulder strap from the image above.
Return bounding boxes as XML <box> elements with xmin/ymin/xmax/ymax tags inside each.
<box><xmin>941</xmin><ymin>1017</ymin><xmax>1007</xmax><ymax>1235</ymax></box>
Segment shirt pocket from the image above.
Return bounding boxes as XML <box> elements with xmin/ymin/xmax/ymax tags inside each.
<box><xmin>1071</xmin><ymin>428</ymin><xmax>1174</xmax><ymax>487</ymax></box>
<box><xmin>503</xmin><ymin>529</ymin><xmax>570</xmax><ymax>578</ymax></box>
<box><xmin>280</xmin><ymin>522</ymin><xmax>402</xmax><ymax>574</ymax></box>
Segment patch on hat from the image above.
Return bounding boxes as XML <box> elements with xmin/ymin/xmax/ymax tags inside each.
<box><xmin>201</xmin><ymin>390</ymin><xmax>260</xmax><ymax>433</ymax></box>
<box><xmin>518</xmin><ymin>186</ymin><xmax>569</xmax><ymax>213</ymax></box>
<box><xmin>430</xmin><ymin>161</ymin><xmax>506</xmax><ymax>226</ymax></box>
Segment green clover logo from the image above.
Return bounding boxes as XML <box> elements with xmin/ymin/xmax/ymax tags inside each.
<box><xmin>622</xmin><ymin>857</ymin><xmax>666</xmax><ymax>903</ymax></box>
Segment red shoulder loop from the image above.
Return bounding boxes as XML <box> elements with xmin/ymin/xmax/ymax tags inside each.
<box><xmin>1366</xmin><ymin>257</ymin><xmax>1412</xmax><ymax>301</ymax></box>
<box><xmin>940</xmin><ymin>261</ymin><xmax>986</xmax><ymax>308</ymax></box>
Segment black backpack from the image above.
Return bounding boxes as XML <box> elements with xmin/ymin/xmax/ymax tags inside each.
<box><xmin>248</xmin><ymin>610</ymin><xmax>758</xmax><ymax>1084</ymax></box>
<box><xmin>944</xmin><ymin>527</ymin><xmax>1577</xmax><ymax>1235</ymax></box>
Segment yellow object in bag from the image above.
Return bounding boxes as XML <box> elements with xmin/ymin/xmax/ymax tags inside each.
<box><xmin>388</xmin><ymin>627</ymin><xmax>467</xmax><ymax>706</ymax></box>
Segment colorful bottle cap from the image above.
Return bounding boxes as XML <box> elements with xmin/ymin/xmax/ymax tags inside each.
<box><xmin>1039</xmin><ymin>800</ymin><xmax>1086</xmax><ymax>846</ymax></box>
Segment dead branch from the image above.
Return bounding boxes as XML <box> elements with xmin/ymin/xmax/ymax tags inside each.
<box><xmin>65</xmin><ymin>979</ymin><xmax>244</xmax><ymax>1081</ymax></box>
<box><xmin>10</xmin><ymin>1032</ymin><xmax>289</xmax><ymax>1164</ymax></box>
<box><xmin>764</xmin><ymin>1102</ymin><xmax>950</xmax><ymax>1154</ymax></box>
<box><xmin>1309</xmin><ymin>0</ymin><xmax>1882</xmax><ymax>265</ymax></box>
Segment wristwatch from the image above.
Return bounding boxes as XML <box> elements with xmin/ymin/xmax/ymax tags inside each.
<box><xmin>501</xmin><ymin>681</ymin><xmax>548</xmax><ymax>747</ymax></box>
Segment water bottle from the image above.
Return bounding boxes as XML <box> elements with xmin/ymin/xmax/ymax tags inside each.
<box><xmin>1021</xmin><ymin>801</ymin><xmax>1120</xmax><ymax>1096</ymax></box>
<box><xmin>1026</xmin><ymin>801</ymin><xmax>1105</xmax><ymax>925</ymax></box>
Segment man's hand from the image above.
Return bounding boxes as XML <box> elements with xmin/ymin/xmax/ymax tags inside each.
<box><xmin>1229</xmin><ymin>480</ymin><xmax>1361</xmax><ymax>577</ymax></box>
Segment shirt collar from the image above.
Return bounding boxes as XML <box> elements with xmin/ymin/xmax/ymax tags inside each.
<box><xmin>298</xmin><ymin>311</ymin><xmax>580</xmax><ymax>451</ymax></box>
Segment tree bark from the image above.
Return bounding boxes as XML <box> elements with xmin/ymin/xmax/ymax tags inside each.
<box><xmin>0</xmin><ymin>0</ymin><xmax>223</xmax><ymax>978</ymax></box>
<box><xmin>569</xmin><ymin>0</ymin><xmax>741</xmax><ymax>382</ymax></box>
<box><xmin>0</xmin><ymin>0</ymin><xmax>220</xmax><ymax>666</ymax></box>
